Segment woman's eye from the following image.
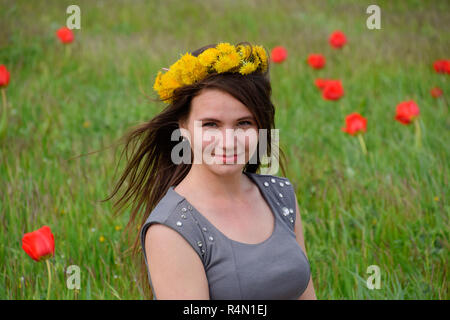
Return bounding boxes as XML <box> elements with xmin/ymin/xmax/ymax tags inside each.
<box><xmin>203</xmin><ymin>122</ymin><xmax>216</xmax><ymax>127</ymax></box>
<box><xmin>239</xmin><ymin>121</ymin><xmax>252</xmax><ymax>126</ymax></box>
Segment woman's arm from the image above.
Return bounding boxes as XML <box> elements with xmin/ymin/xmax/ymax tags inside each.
<box><xmin>293</xmin><ymin>193</ymin><xmax>317</xmax><ymax>300</ymax></box>
<box><xmin>145</xmin><ymin>223</ymin><xmax>210</xmax><ymax>299</ymax></box>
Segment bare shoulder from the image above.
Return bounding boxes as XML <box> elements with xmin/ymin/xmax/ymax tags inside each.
<box><xmin>145</xmin><ymin>223</ymin><xmax>210</xmax><ymax>299</ymax></box>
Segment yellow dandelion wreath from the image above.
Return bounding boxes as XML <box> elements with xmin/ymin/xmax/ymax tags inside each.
<box><xmin>153</xmin><ymin>42</ymin><xmax>269</xmax><ymax>103</ymax></box>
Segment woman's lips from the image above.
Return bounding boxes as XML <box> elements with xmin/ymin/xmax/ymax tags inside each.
<box><xmin>214</xmin><ymin>154</ymin><xmax>242</xmax><ymax>163</ymax></box>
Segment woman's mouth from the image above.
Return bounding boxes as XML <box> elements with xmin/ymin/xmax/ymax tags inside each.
<box><xmin>214</xmin><ymin>154</ymin><xmax>240</xmax><ymax>163</ymax></box>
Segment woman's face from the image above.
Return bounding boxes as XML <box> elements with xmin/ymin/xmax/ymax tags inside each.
<box><xmin>179</xmin><ymin>88</ymin><xmax>259</xmax><ymax>176</ymax></box>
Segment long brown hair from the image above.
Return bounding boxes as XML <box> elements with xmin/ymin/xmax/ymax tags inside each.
<box><xmin>106</xmin><ymin>42</ymin><xmax>287</xmax><ymax>299</ymax></box>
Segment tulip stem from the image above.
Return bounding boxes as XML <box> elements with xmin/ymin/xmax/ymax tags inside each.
<box><xmin>357</xmin><ymin>133</ymin><xmax>368</xmax><ymax>156</ymax></box>
<box><xmin>1</xmin><ymin>88</ymin><xmax>6</xmax><ymax>110</ymax></box>
<box><xmin>45</xmin><ymin>259</ymin><xmax>52</xmax><ymax>300</ymax></box>
<box><xmin>414</xmin><ymin>118</ymin><xmax>422</xmax><ymax>149</ymax></box>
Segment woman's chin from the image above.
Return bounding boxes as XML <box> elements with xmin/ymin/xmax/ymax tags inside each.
<box><xmin>207</xmin><ymin>162</ymin><xmax>245</xmax><ymax>175</ymax></box>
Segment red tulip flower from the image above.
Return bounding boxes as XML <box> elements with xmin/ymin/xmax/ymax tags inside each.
<box><xmin>0</xmin><ymin>65</ymin><xmax>10</xmax><ymax>88</ymax></box>
<box><xmin>394</xmin><ymin>100</ymin><xmax>420</xmax><ymax>125</ymax></box>
<box><xmin>307</xmin><ymin>54</ymin><xmax>326</xmax><ymax>69</ymax></box>
<box><xmin>329</xmin><ymin>30</ymin><xmax>347</xmax><ymax>49</ymax></box>
<box><xmin>433</xmin><ymin>60</ymin><xmax>450</xmax><ymax>74</ymax></box>
<box><xmin>430</xmin><ymin>87</ymin><xmax>443</xmax><ymax>98</ymax></box>
<box><xmin>22</xmin><ymin>225</ymin><xmax>55</xmax><ymax>299</ymax></box>
<box><xmin>56</xmin><ymin>27</ymin><xmax>74</xmax><ymax>44</ymax></box>
<box><xmin>342</xmin><ymin>113</ymin><xmax>367</xmax><ymax>136</ymax></box>
<box><xmin>342</xmin><ymin>113</ymin><xmax>367</xmax><ymax>155</ymax></box>
<box><xmin>22</xmin><ymin>225</ymin><xmax>55</xmax><ymax>262</ymax></box>
<box><xmin>395</xmin><ymin>100</ymin><xmax>422</xmax><ymax>149</ymax></box>
<box><xmin>271</xmin><ymin>46</ymin><xmax>287</xmax><ymax>63</ymax></box>
<box><xmin>322</xmin><ymin>80</ymin><xmax>344</xmax><ymax>101</ymax></box>
<box><xmin>341</xmin><ymin>112</ymin><xmax>367</xmax><ymax>155</ymax></box>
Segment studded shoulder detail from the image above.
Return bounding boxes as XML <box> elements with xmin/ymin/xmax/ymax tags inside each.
<box><xmin>250</xmin><ymin>172</ymin><xmax>297</xmax><ymax>233</ymax></box>
<box><xmin>141</xmin><ymin>199</ymin><xmax>210</xmax><ymax>268</ymax></box>
<box><xmin>165</xmin><ymin>201</ymin><xmax>211</xmax><ymax>265</ymax></box>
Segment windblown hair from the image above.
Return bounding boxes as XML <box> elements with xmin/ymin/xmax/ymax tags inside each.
<box><xmin>106</xmin><ymin>42</ymin><xmax>287</xmax><ymax>299</ymax></box>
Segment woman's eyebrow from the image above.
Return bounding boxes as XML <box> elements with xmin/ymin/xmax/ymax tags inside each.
<box><xmin>198</xmin><ymin>116</ymin><xmax>255</xmax><ymax>122</ymax></box>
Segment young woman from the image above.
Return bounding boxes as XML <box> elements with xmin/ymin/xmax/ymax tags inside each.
<box><xmin>109</xmin><ymin>42</ymin><xmax>316</xmax><ymax>300</ymax></box>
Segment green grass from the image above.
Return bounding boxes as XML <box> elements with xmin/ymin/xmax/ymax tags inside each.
<box><xmin>0</xmin><ymin>0</ymin><xmax>448</xmax><ymax>299</ymax></box>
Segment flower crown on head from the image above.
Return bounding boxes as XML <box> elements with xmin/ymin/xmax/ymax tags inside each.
<box><xmin>153</xmin><ymin>42</ymin><xmax>269</xmax><ymax>104</ymax></box>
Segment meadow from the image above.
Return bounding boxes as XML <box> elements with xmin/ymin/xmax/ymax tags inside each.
<box><xmin>0</xmin><ymin>0</ymin><xmax>448</xmax><ymax>299</ymax></box>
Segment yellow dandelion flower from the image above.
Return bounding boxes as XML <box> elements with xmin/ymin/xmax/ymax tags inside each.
<box><xmin>237</xmin><ymin>44</ymin><xmax>252</xmax><ymax>60</ymax></box>
<box><xmin>99</xmin><ymin>236</ymin><xmax>105</xmax><ymax>243</ymax></box>
<box><xmin>115</xmin><ymin>225</ymin><xmax>122</xmax><ymax>231</ymax></box>
<box><xmin>216</xmin><ymin>42</ymin><xmax>235</xmax><ymax>55</ymax></box>
<box><xmin>252</xmin><ymin>53</ymin><xmax>261</xmax><ymax>68</ymax></box>
<box><xmin>83</xmin><ymin>121</ymin><xmax>91</xmax><ymax>128</ymax></box>
<box><xmin>157</xmin><ymin>71</ymin><xmax>181</xmax><ymax>101</ymax></box>
<box><xmin>180</xmin><ymin>54</ymin><xmax>208</xmax><ymax>84</ymax></box>
<box><xmin>434</xmin><ymin>196</ymin><xmax>439</xmax><ymax>202</ymax></box>
<box><xmin>214</xmin><ymin>51</ymin><xmax>241</xmax><ymax>73</ymax></box>
<box><xmin>254</xmin><ymin>45</ymin><xmax>268</xmax><ymax>72</ymax></box>
<box><xmin>198</xmin><ymin>48</ymin><xmax>220</xmax><ymax>67</ymax></box>
<box><xmin>239</xmin><ymin>61</ymin><xmax>258</xmax><ymax>75</ymax></box>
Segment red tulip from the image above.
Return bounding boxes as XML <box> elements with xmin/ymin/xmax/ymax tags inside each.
<box><xmin>307</xmin><ymin>54</ymin><xmax>326</xmax><ymax>69</ymax></box>
<box><xmin>394</xmin><ymin>100</ymin><xmax>420</xmax><ymax>125</ymax></box>
<box><xmin>342</xmin><ymin>113</ymin><xmax>367</xmax><ymax>136</ymax></box>
<box><xmin>329</xmin><ymin>30</ymin><xmax>347</xmax><ymax>49</ymax></box>
<box><xmin>315</xmin><ymin>78</ymin><xmax>330</xmax><ymax>90</ymax></box>
<box><xmin>56</xmin><ymin>27</ymin><xmax>74</xmax><ymax>44</ymax></box>
<box><xmin>22</xmin><ymin>226</ymin><xmax>55</xmax><ymax>262</ymax></box>
<box><xmin>430</xmin><ymin>87</ymin><xmax>443</xmax><ymax>98</ymax></box>
<box><xmin>433</xmin><ymin>60</ymin><xmax>450</xmax><ymax>74</ymax></box>
<box><xmin>322</xmin><ymin>80</ymin><xmax>344</xmax><ymax>100</ymax></box>
<box><xmin>0</xmin><ymin>65</ymin><xmax>10</xmax><ymax>88</ymax></box>
<box><xmin>271</xmin><ymin>46</ymin><xmax>287</xmax><ymax>63</ymax></box>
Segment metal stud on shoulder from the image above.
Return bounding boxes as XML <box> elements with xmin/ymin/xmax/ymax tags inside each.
<box><xmin>176</xmin><ymin>221</ymin><xmax>183</xmax><ymax>227</ymax></box>
<box><xmin>264</xmin><ymin>182</ymin><xmax>269</xmax><ymax>187</ymax></box>
<box><xmin>279</xmin><ymin>182</ymin><xmax>284</xmax><ymax>187</ymax></box>
<box><xmin>181</xmin><ymin>207</ymin><xmax>187</xmax><ymax>212</ymax></box>
<box><xmin>271</xmin><ymin>178</ymin><xmax>276</xmax><ymax>183</ymax></box>
<box><xmin>282</xmin><ymin>207</ymin><xmax>290</xmax><ymax>216</ymax></box>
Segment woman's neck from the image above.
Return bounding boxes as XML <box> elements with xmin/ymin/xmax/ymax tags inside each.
<box><xmin>176</xmin><ymin>166</ymin><xmax>252</xmax><ymax>202</ymax></box>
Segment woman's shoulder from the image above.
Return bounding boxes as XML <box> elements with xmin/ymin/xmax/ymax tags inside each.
<box><xmin>246</xmin><ymin>171</ymin><xmax>298</xmax><ymax>230</ymax></box>
<box><xmin>141</xmin><ymin>188</ymin><xmax>183</xmax><ymax>226</ymax></box>
<box><xmin>246</xmin><ymin>171</ymin><xmax>294</xmax><ymax>188</ymax></box>
<box><xmin>139</xmin><ymin>187</ymin><xmax>208</xmax><ymax>264</ymax></box>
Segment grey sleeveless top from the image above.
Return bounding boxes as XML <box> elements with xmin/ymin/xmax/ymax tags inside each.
<box><xmin>139</xmin><ymin>171</ymin><xmax>311</xmax><ymax>300</ymax></box>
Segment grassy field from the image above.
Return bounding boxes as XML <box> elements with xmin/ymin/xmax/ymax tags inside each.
<box><xmin>0</xmin><ymin>0</ymin><xmax>448</xmax><ymax>299</ymax></box>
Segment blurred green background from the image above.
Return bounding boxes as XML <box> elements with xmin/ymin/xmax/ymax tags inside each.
<box><xmin>0</xmin><ymin>0</ymin><xmax>448</xmax><ymax>299</ymax></box>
